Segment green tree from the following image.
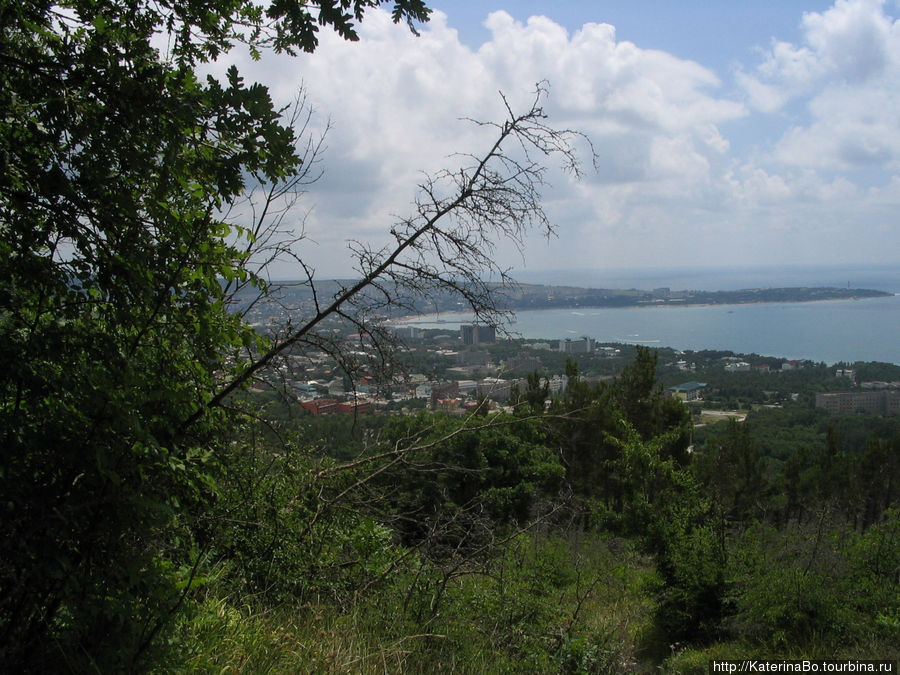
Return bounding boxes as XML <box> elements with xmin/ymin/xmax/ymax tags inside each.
<box><xmin>373</xmin><ymin>412</ymin><xmax>565</xmax><ymax>553</ymax></box>
<box><xmin>857</xmin><ymin>434</ymin><xmax>900</xmax><ymax>529</ymax></box>
<box><xmin>547</xmin><ymin>360</ymin><xmax>621</xmax><ymax>508</ymax></box>
<box><xmin>613</xmin><ymin>346</ymin><xmax>660</xmax><ymax>430</ymax></box>
<box><xmin>613</xmin><ymin>346</ymin><xmax>691</xmax><ymax>465</ymax></box>
<box><xmin>2</xmin><ymin>0</ymin><xmax>592</xmax><ymax>667</ymax></box>
<box><xmin>521</xmin><ymin>369</ymin><xmax>550</xmax><ymax>412</ymax></box>
<box><xmin>607</xmin><ymin>424</ymin><xmax>727</xmax><ymax>644</ymax></box>
<box><xmin>693</xmin><ymin>418</ymin><xmax>765</xmax><ymax>524</ymax></box>
<box><xmin>0</xmin><ymin>1</ymin><xmax>427</xmax><ymax>669</ymax></box>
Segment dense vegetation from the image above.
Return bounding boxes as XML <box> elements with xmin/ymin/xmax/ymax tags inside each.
<box><xmin>171</xmin><ymin>349</ymin><xmax>900</xmax><ymax>672</ymax></box>
<box><xmin>2</xmin><ymin>0</ymin><xmax>898</xmax><ymax>671</ymax></box>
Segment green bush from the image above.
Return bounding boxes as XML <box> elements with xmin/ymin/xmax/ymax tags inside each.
<box><xmin>727</xmin><ymin>515</ymin><xmax>899</xmax><ymax>651</ymax></box>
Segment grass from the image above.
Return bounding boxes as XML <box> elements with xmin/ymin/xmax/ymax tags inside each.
<box><xmin>164</xmin><ymin>523</ymin><xmax>898</xmax><ymax>673</ymax></box>
<box><xmin>166</xmin><ymin>533</ymin><xmax>659</xmax><ymax>673</ymax></box>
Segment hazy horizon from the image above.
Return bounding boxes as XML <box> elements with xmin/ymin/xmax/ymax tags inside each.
<box><xmin>268</xmin><ymin>261</ymin><xmax>900</xmax><ymax>294</ymax></box>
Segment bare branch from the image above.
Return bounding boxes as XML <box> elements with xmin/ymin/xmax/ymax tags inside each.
<box><xmin>179</xmin><ymin>83</ymin><xmax>586</xmax><ymax>432</ymax></box>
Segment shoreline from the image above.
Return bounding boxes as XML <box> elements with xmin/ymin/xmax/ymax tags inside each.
<box><xmin>387</xmin><ymin>294</ymin><xmax>900</xmax><ymax>364</ymax></box>
<box><xmin>390</xmin><ymin>292</ymin><xmax>894</xmax><ymax>325</ymax></box>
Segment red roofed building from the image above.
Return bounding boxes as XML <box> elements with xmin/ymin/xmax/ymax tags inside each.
<box><xmin>300</xmin><ymin>398</ymin><xmax>338</xmax><ymax>416</ymax></box>
<box><xmin>337</xmin><ymin>401</ymin><xmax>372</xmax><ymax>414</ymax></box>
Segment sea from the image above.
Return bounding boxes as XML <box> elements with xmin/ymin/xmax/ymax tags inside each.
<box><xmin>400</xmin><ymin>264</ymin><xmax>900</xmax><ymax>365</ymax></box>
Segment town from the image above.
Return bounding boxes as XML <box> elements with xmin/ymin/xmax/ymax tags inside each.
<box><xmin>249</xmin><ymin>318</ymin><xmax>900</xmax><ymax>419</ymax></box>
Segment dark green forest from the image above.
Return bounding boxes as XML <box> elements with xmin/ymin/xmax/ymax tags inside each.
<box><xmin>167</xmin><ymin>353</ymin><xmax>900</xmax><ymax>671</ymax></box>
<box><xmin>1</xmin><ymin>0</ymin><xmax>898</xmax><ymax>672</ymax></box>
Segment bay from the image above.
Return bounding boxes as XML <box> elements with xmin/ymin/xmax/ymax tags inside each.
<box><xmin>403</xmin><ymin>294</ymin><xmax>900</xmax><ymax>365</ymax></box>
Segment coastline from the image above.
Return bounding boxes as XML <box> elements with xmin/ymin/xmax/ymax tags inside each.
<box><xmin>391</xmin><ymin>290</ymin><xmax>893</xmax><ymax>324</ymax></box>
<box><xmin>389</xmin><ymin>293</ymin><xmax>900</xmax><ymax>365</ymax></box>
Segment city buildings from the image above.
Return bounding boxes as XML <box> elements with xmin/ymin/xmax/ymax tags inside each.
<box><xmin>559</xmin><ymin>337</ymin><xmax>593</xmax><ymax>354</ymax></box>
<box><xmin>501</xmin><ymin>354</ymin><xmax>543</xmax><ymax>373</ymax></box>
<box><xmin>460</xmin><ymin>324</ymin><xmax>496</xmax><ymax>345</ymax></box>
<box><xmin>666</xmin><ymin>382</ymin><xmax>707</xmax><ymax>401</ymax></box>
<box><xmin>815</xmin><ymin>390</ymin><xmax>900</xmax><ymax>415</ymax></box>
<box><xmin>391</xmin><ymin>325</ymin><xmax>425</xmax><ymax>340</ymax></box>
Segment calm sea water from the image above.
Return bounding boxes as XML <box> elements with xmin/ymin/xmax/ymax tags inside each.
<box><xmin>406</xmin><ymin>265</ymin><xmax>900</xmax><ymax>365</ymax></box>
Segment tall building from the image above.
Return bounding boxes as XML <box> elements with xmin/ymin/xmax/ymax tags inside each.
<box><xmin>477</xmin><ymin>378</ymin><xmax>511</xmax><ymax>401</ymax></box>
<box><xmin>391</xmin><ymin>325</ymin><xmax>424</xmax><ymax>339</ymax></box>
<box><xmin>815</xmin><ymin>390</ymin><xmax>900</xmax><ymax>415</ymax></box>
<box><xmin>460</xmin><ymin>324</ymin><xmax>496</xmax><ymax>345</ymax></box>
<box><xmin>559</xmin><ymin>337</ymin><xmax>593</xmax><ymax>354</ymax></box>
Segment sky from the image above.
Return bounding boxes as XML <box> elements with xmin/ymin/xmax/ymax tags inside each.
<box><xmin>211</xmin><ymin>0</ymin><xmax>900</xmax><ymax>280</ymax></box>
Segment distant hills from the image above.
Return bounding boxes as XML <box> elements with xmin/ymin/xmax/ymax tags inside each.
<box><xmin>500</xmin><ymin>284</ymin><xmax>891</xmax><ymax>311</ymax></box>
<box><xmin>234</xmin><ymin>280</ymin><xmax>891</xmax><ymax>323</ymax></box>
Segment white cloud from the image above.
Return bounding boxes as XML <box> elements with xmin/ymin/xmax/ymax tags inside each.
<box><xmin>215</xmin><ymin>8</ymin><xmax>753</xmax><ymax>275</ymax></box>
<box><xmin>736</xmin><ymin>69</ymin><xmax>792</xmax><ymax>113</ymax></box>
<box><xmin>868</xmin><ymin>174</ymin><xmax>900</xmax><ymax>202</ymax></box>
<box><xmin>802</xmin><ymin>0</ymin><xmax>892</xmax><ymax>80</ymax></box>
<box><xmin>774</xmin><ymin>83</ymin><xmax>900</xmax><ymax>169</ymax></box>
<box><xmin>204</xmin><ymin>3</ymin><xmax>900</xmax><ymax>277</ymax></box>
<box><xmin>736</xmin><ymin>0</ymin><xmax>900</xmax><ymax>170</ymax></box>
<box><xmin>740</xmin><ymin>0</ymin><xmax>897</xmax><ymax>110</ymax></box>
<box><xmin>725</xmin><ymin>0</ymin><xmax>900</xmax><ymax>256</ymax></box>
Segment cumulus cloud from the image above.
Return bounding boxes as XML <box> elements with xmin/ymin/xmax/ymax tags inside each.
<box><xmin>774</xmin><ymin>82</ymin><xmax>900</xmax><ymax>169</ymax></box>
<box><xmin>739</xmin><ymin>0</ymin><xmax>900</xmax><ymax>173</ymax></box>
<box><xmin>213</xmin><ymin>8</ymin><xmax>754</xmax><ymax>274</ymax></box>
<box><xmin>803</xmin><ymin>0</ymin><xmax>892</xmax><ymax>81</ymax></box>
<box><xmin>740</xmin><ymin>0</ymin><xmax>896</xmax><ymax>106</ymax></box>
<box><xmin>207</xmin><ymin>2</ymin><xmax>900</xmax><ymax>276</ymax></box>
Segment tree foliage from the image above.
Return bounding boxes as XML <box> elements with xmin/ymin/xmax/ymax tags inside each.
<box><xmin>0</xmin><ymin>0</ymin><xmax>601</xmax><ymax>666</ymax></box>
<box><xmin>0</xmin><ymin>0</ymin><xmax>427</xmax><ymax>669</ymax></box>
<box><xmin>5</xmin><ymin>0</ymin><xmax>896</xmax><ymax>669</ymax></box>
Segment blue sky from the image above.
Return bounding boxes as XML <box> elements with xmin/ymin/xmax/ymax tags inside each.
<box><xmin>212</xmin><ymin>0</ymin><xmax>900</xmax><ymax>279</ymax></box>
<box><xmin>429</xmin><ymin>1</ymin><xmax>830</xmax><ymax>64</ymax></box>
